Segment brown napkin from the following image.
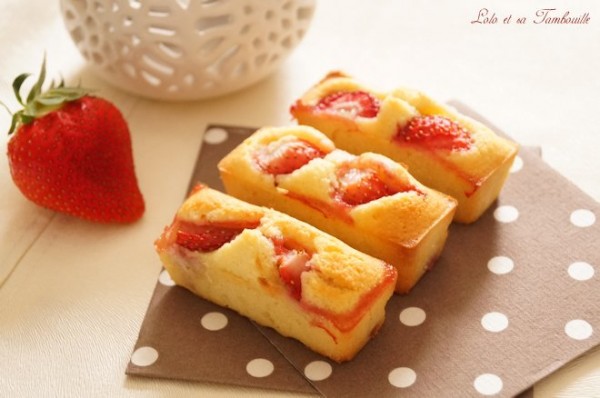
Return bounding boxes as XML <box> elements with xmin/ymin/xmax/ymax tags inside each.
<box><xmin>127</xmin><ymin>107</ymin><xmax>599</xmax><ymax>397</ymax></box>
<box><xmin>127</xmin><ymin>269</ymin><xmax>316</xmax><ymax>393</ymax></box>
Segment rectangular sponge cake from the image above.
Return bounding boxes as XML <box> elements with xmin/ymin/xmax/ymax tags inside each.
<box><xmin>290</xmin><ymin>71</ymin><xmax>518</xmax><ymax>223</ymax></box>
<box><xmin>155</xmin><ymin>184</ymin><xmax>397</xmax><ymax>362</ymax></box>
<box><xmin>218</xmin><ymin>125</ymin><xmax>457</xmax><ymax>293</ymax></box>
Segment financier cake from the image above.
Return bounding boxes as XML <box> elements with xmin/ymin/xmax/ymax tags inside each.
<box><xmin>218</xmin><ymin>125</ymin><xmax>457</xmax><ymax>293</ymax></box>
<box><xmin>290</xmin><ymin>71</ymin><xmax>518</xmax><ymax>223</ymax></box>
<box><xmin>155</xmin><ymin>184</ymin><xmax>397</xmax><ymax>362</ymax></box>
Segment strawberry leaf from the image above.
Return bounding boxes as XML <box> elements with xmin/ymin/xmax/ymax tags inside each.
<box><xmin>12</xmin><ymin>73</ymin><xmax>31</xmax><ymax>106</ymax></box>
<box><xmin>8</xmin><ymin>111</ymin><xmax>20</xmax><ymax>135</ymax></box>
<box><xmin>46</xmin><ymin>86</ymin><xmax>89</xmax><ymax>100</ymax></box>
<box><xmin>26</xmin><ymin>56</ymin><xmax>47</xmax><ymax>104</ymax></box>
<box><xmin>36</xmin><ymin>96</ymin><xmax>67</xmax><ymax>106</ymax></box>
<box><xmin>19</xmin><ymin>112</ymin><xmax>34</xmax><ymax>124</ymax></box>
<box><xmin>5</xmin><ymin>56</ymin><xmax>91</xmax><ymax>135</ymax></box>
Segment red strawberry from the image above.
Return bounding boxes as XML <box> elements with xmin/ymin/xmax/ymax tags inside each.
<box><xmin>336</xmin><ymin>167</ymin><xmax>396</xmax><ymax>206</ymax></box>
<box><xmin>395</xmin><ymin>115</ymin><xmax>473</xmax><ymax>151</ymax></box>
<box><xmin>272</xmin><ymin>238</ymin><xmax>312</xmax><ymax>300</ymax></box>
<box><xmin>3</xmin><ymin>58</ymin><xmax>144</xmax><ymax>223</ymax></box>
<box><xmin>316</xmin><ymin>91</ymin><xmax>380</xmax><ymax>118</ymax></box>
<box><xmin>278</xmin><ymin>249</ymin><xmax>311</xmax><ymax>300</ymax></box>
<box><xmin>176</xmin><ymin>223</ymin><xmax>257</xmax><ymax>252</ymax></box>
<box><xmin>256</xmin><ymin>138</ymin><xmax>326</xmax><ymax>175</ymax></box>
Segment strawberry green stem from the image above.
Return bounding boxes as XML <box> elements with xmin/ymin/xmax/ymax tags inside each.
<box><xmin>3</xmin><ymin>55</ymin><xmax>90</xmax><ymax>135</ymax></box>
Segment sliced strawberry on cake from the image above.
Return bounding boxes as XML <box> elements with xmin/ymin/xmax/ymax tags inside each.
<box><xmin>290</xmin><ymin>71</ymin><xmax>518</xmax><ymax>223</ymax></box>
<box><xmin>155</xmin><ymin>185</ymin><xmax>397</xmax><ymax>362</ymax></box>
<box><xmin>218</xmin><ymin>125</ymin><xmax>456</xmax><ymax>293</ymax></box>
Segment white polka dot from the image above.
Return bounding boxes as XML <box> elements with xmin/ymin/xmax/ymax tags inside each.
<box><xmin>565</xmin><ymin>319</ymin><xmax>593</xmax><ymax>340</ymax></box>
<box><xmin>510</xmin><ymin>156</ymin><xmax>523</xmax><ymax>173</ymax></box>
<box><xmin>487</xmin><ymin>256</ymin><xmax>514</xmax><ymax>275</ymax></box>
<box><xmin>304</xmin><ymin>360</ymin><xmax>333</xmax><ymax>381</ymax></box>
<box><xmin>246</xmin><ymin>358</ymin><xmax>274</xmax><ymax>378</ymax></box>
<box><xmin>204</xmin><ymin>127</ymin><xmax>229</xmax><ymax>144</ymax></box>
<box><xmin>399</xmin><ymin>307</ymin><xmax>426</xmax><ymax>327</ymax></box>
<box><xmin>131</xmin><ymin>346</ymin><xmax>159</xmax><ymax>367</ymax></box>
<box><xmin>201</xmin><ymin>312</ymin><xmax>228</xmax><ymax>331</ymax></box>
<box><xmin>388</xmin><ymin>367</ymin><xmax>417</xmax><ymax>388</ymax></box>
<box><xmin>570</xmin><ymin>209</ymin><xmax>596</xmax><ymax>228</ymax></box>
<box><xmin>481</xmin><ymin>312</ymin><xmax>509</xmax><ymax>333</ymax></box>
<box><xmin>158</xmin><ymin>269</ymin><xmax>176</xmax><ymax>286</ymax></box>
<box><xmin>494</xmin><ymin>205</ymin><xmax>519</xmax><ymax>223</ymax></box>
<box><xmin>474</xmin><ymin>373</ymin><xmax>503</xmax><ymax>395</ymax></box>
<box><xmin>568</xmin><ymin>262</ymin><xmax>595</xmax><ymax>281</ymax></box>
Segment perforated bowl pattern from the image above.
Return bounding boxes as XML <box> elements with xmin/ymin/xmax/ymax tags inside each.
<box><xmin>60</xmin><ymin>0</ymin><xmax>316</xmax><ymax>100</ymax></box>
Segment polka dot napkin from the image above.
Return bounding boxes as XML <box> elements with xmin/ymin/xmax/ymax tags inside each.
<box><xmin>127</xmin><ymin>106</ymin><xmax>599</xmax><ymax>397</ymax></box>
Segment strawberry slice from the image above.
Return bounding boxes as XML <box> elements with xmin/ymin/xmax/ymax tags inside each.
<box><xmin>272</xmin><ymin>238</ymin><xmax>312</xmax><ymax>300</ymax></box>
<box><xmin>316</xmin><ymin>91</ymin><xmax>380</xmax><ymax>118</ymax></box>
<box><xmin>336</xmin><ymin>167</ymin><xmax>396</xmax><ymax>206</ymax></box>
<box><xmin>395</xmin><ymin>115</ymin><xmax>473</xmax><ymax>151</ymax></box>
<box><xmin>256</xmin><ymin>138</ymin><xmax>326</xmax><ymax>175</ymax></box>
<box><xmin>278</xmin><ymin>250</ymin><xmax>311</xmax><ymax>300</ymax></box>
<box><xmin>176</xmin><ymin>221</ymin><xmax>260</xmax><ymax>252</ymax></box>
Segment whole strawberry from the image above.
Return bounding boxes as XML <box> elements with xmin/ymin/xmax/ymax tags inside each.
<box><xmin>3</xmin><ymin>58</ymin><xmax>144</xmax><ymax>223</ymax></box>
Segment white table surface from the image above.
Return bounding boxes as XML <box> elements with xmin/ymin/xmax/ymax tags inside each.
<box><xmin>1</xmin><ymin>0</ymin><xmax>599</xmax><ymax>396</ymax></box>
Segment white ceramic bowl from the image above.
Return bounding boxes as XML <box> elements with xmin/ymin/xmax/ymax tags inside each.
<box><xmin>60</xmin><ymin>0</ymin><xmax>316</xmax><ymax>100</ymax></box>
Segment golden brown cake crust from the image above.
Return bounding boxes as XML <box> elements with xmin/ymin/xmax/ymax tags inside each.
<box><xmin>219</xmin><ymin>125</ymin><xmax>456</xmax><ymax>245</ymax></box>
<box><xmin>155</xmin><ymin>185</ymin><xmax>397</xmax><ymax>361</ymax></box>
<box><xmin>290</xmin><ymin>72</ymin><xmax>518</xmax><ymax>223</ymax></box>
<box><xmin>218</xmin><ymin>126</ymin><xmax>457</xmax><ymax>293</ymax></box>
